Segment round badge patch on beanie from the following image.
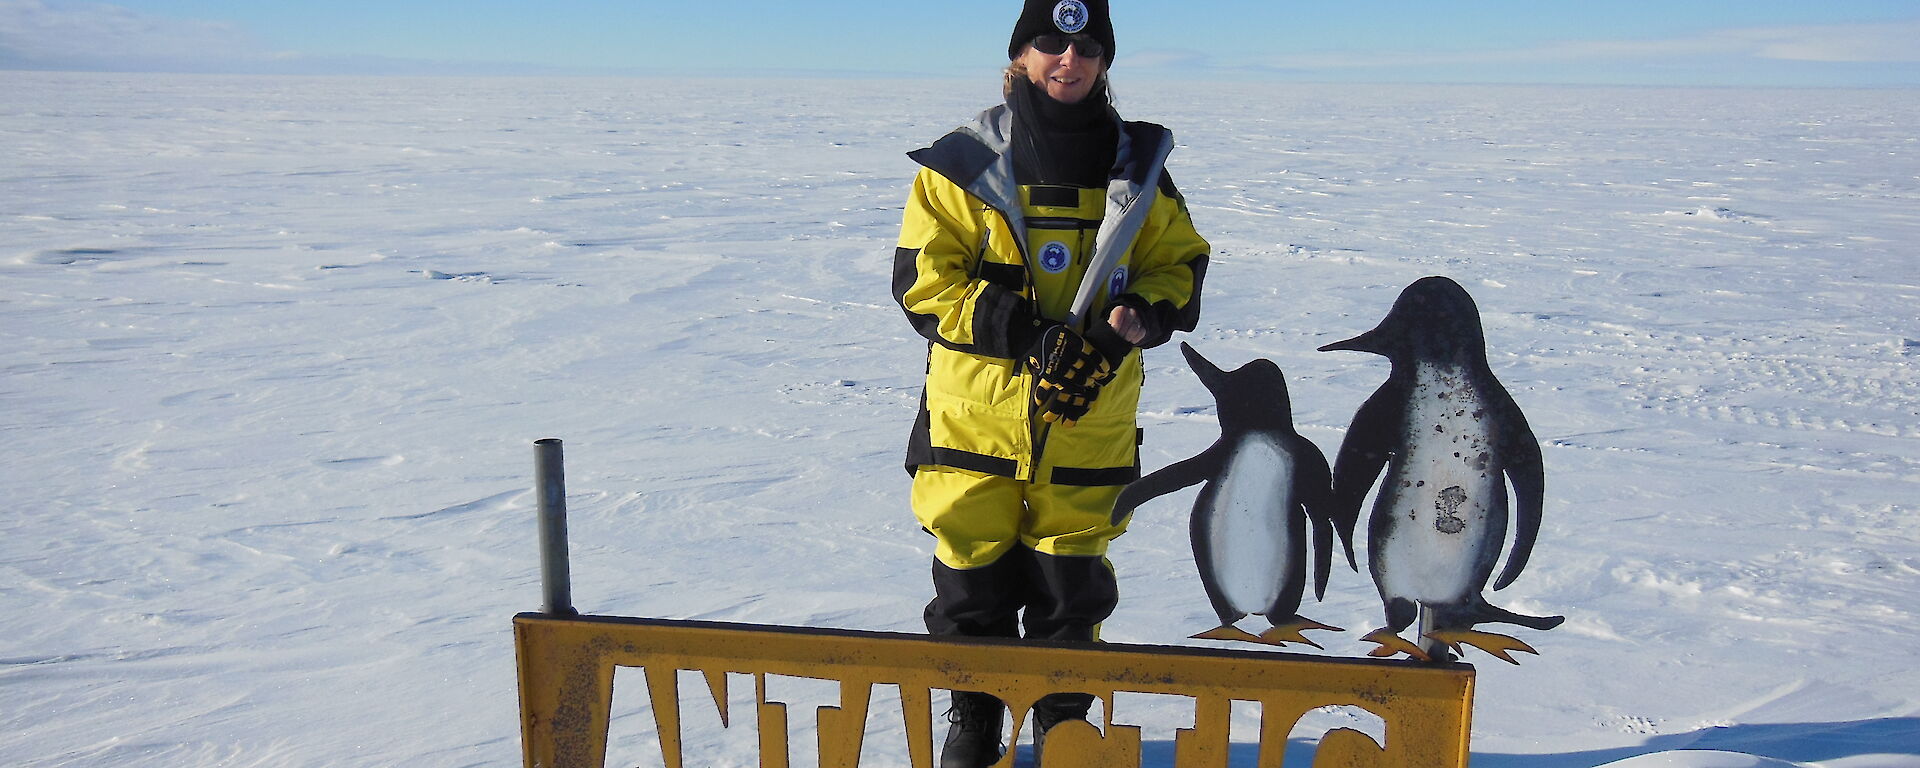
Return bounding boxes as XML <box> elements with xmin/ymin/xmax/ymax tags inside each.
<box><xmin>1009</xmin><ymin>0</ymin><xmax>1115</xmax><ymax>61</ymax></box>
<box><xmin>1052</xmin><ymin>1</ymin><xmax>1088</xmax><ymax>33</ymax></box>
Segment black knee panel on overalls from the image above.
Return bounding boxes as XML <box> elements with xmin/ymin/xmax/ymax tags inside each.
<box><xmin>925</xmin><ymin>550</ymin><xmax>1029</xmax><ymax>638</ymax></box>
<box><xmin>1019</xmin><ymin>551</ymin><xmax>1118</xmax><ymax>642</ymax></box>
<box><xmin>925</xmin><ymin>547</ymin><xmax>1117</xmax><ymax>642</ymax></box>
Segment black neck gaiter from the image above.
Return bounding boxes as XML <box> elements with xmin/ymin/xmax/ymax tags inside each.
<box><xmin>1007</xmin><ymin>77</ymin><xmax>1118</xmax><ymax>188</ymax></box>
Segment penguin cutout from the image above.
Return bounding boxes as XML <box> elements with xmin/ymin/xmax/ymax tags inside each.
<box><xmin>1318</xmin><ymin>276</ymin><xmax>1564</xmax><ymax>664</ymax></box>
<box><xmin>1111</xmin><ymin>342</ymin><xmax>1353</xmax><ymax>648</ymax></box>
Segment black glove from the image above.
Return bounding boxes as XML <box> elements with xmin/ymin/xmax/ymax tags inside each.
<box><xmin>1026</xmin><ymin>323</ymin><xmax>1130</xmax><ymax>427</ymax></box>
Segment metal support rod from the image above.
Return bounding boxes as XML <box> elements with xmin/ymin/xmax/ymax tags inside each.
<box><xmin>534</xmin><ymin>438</ymin><xmax>576</xmax><ymax>616</ymax></box>
<box><xmin>1416</xmin><ymin>603</ymin><xmax>1453</xmax><ymax>662</ymax></box>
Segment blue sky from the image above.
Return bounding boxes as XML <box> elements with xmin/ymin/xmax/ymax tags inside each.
<box><xmin>3</xmin><ymin>0</ymin><xmax>1918</xmax><ymax>85</ymax></box>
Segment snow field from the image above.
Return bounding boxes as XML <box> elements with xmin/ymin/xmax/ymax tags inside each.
<box><xmin>3</xmin><ymin>73</ymin><xmax>1917</xmax><ymax>767</ymax></box>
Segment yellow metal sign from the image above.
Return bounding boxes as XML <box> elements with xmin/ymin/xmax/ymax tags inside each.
<box><xmin>515</xmin><ymin>613</ymin><xmax>1473</xmax><ymax>768</ymax></box>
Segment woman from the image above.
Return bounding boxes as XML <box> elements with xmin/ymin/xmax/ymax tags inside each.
<box><xmin>890</xmin><ymin>1</ymin><xmax>1210</xmax><ymax>765</ymax></box>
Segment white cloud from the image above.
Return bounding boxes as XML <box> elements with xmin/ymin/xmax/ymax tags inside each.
<box><xmin>1211</xmin><ymin>17</ymin><xmax>1920</xmax><ymax>74</ymax></box>
<box><xmin>1727</xmin><ymin>19</ymin><xmax>1920</xmax><ymax>63</ymax></box>
<box><xmin>0</xmin><ymin>0</ymin><xmax>266</xmax><ymax>71</ymax></box>
<box><xmin>1119</xmin><ymin>49</ymin><xmax>1217</xmax><ymax>71</ymax></box>
<box><xmin>0</xmin><ymin>0</ymin><xmax>596</xmax><ymax>75</ymax></box>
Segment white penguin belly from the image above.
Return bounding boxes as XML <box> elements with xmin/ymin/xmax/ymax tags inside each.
<box><xmin>1205</xmin><ymin>436</ymin><xmax>1297</xmax><ymax>613</ymax></box>
<box><xmin>1377</xmin><ymin>365</ymin><xmax>1501</xmax><ymax>604</ymax></box>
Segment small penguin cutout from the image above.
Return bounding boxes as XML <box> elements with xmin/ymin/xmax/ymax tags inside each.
<box><xmin>1111</xmin><ymin>343</ymin><xmax>1353</xmax><ymax>649</ymax></box>
<box><xmin>1319</xmin><ymin>276</ymin><xmax>1564</xmax><ymax>664</ymax></box>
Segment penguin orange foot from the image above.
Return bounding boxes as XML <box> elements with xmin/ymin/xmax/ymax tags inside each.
<box><xmin>1257</xmin><ymin>618</ymin><xmax>1344</xmax><ymax>649</ymax></box>
<box><xmin>1424</xmin><ymin>629</ymin><xmax>1540</xmax><ymax>665</ymax></box>
<box><xmin>1360</xmin><ymin>628</ymin><xmax>1432</xmax><ymax>662</ymax></box>
<box><xmin>1191</xmin><ymin>625</ymin><xmax>1265</xmax><ymax>644</ymax></box>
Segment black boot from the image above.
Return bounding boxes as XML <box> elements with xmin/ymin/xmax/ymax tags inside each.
<box><xmin>941</xmin><ymin>691</ymin><xmax>1006</xmax><ymax>768</ymax></box>
<box><xmin>1029</xmin><ymin>692</ymin><xmax>1094</xmax><ymax>767</ymax></box>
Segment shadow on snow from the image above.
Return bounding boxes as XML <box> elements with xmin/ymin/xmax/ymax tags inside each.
<box><xmin>1080</xmin><ymin>717</ymin><xmax>1920</xmax><ymax>768</ymax></box>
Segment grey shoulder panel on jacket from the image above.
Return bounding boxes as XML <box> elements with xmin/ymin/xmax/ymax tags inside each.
<box><xmin>907</xmin><ymin>105</ymin><xmax>1013</xmax><ymax>191</ymax></box>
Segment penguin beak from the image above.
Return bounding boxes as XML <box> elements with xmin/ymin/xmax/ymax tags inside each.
<box><xmin>1180</xmin><ymin>342</ymin><xmax>1226</xmax><ymax>390</ymax></box>
<box><xmin>1318</xmin><ymin>329</ymin><xmax>1385</xmax><ymax>355</ymax></box>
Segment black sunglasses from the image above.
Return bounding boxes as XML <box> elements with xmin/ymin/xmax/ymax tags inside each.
<box><xmin>1031</xmin><ymin>33</ymin><xmax>1104</xmax><ymax>59</ymax></box>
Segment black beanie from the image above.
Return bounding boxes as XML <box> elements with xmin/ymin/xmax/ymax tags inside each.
<box><xmin>1008</xmin><ymin>0</ymin><xmax>1116</xmax><ymax>63</ymax></box>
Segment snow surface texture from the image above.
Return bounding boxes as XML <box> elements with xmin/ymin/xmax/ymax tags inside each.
<box><xmin>3</xmin><ymin>73</ymin><xmax>1917</xmax><ymax>767</ymax></box>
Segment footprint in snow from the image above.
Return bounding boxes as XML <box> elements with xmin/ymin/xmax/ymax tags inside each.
<box><xmin>317</xmin><ymin>455</ymin><xmax>405</xmax><ymax>470</ymax></box>
<box><xmin>417</xmin><ymin>269</ymin><xmax>499</xmax><ymax>282</ymax></box>
<box><xmin>27</xmin><ymin>247</ymin><xmax>129</xmax><ymax>265</ymax></box>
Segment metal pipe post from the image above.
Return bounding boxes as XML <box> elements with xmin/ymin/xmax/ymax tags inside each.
<box><xmin>1416</xmin><ymin>603</ymin><xmax>1454</xmax><ymax>662</ymax></box>
<box><xmin>534</xmin><ymin>438</ymin><xmax>577</xmax><ymax>616</ymax></box>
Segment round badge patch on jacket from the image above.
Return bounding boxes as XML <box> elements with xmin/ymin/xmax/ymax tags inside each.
<box><xmin>1040</xmin><ymin>241</ymin><xmax>1072</xmax><ymax>273</ymax></box>
<box><xmin>1053</xmin><ymin>1</ymin><xmax>1089</xmax><ymax>34</ymax></box>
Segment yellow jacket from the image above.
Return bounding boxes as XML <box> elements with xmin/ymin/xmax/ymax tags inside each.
<box><xmin>893</xmin><ymin>104</ymin><xmax>1210</xmax><ymax>485</ymax></box>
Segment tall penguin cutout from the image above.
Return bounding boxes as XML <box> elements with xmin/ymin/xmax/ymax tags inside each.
<box><xmin>1111</xmin><ymin>343</ymin><xmax>1352</xmax><ymax>648</ymax></box>
<box><xmin>1319</xmin><ymin>276</ymin><xmax>1563</xmax><ymax>664</ymax></box>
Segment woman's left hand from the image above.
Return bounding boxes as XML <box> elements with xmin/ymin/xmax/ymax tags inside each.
<box><xmin>1107</xmin><ymin>306</ymin><xmax>1148</xmax><ymax>346</ymax></box>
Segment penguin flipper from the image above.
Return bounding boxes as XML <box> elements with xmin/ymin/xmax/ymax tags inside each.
<box><xmin>1292</xmin><ymin>435</ymin><xmax>1344</xmax><ymax>600</ymax></box>
<box><xmin>1110</xmin><ymin>449</ymin><xmax>1219</xmax><ymax>526</ymax></box>
<box><xmin>1493</xmin><ymin>403</ymin><xmax>1545</xmax><ymax>591</ymax></box>
<box><xmin>1309</xmin><ymin>509</ymin><xmax>1335</xmax><ymax>601</ymax></box>
<box><xmin>1257</xmin><ymin>616</ymin><xmax>1344</xmax><ymax>649</ymax></box>
<box><xmin>1328</xmin><ymin>386</ymin><xmax>1401</xmax><ymax>551</ymax></box>
<box><xmin>1424</xmin><ymin>629</ymin><xmax>1540</xmax><ymax>665</ymax></box>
